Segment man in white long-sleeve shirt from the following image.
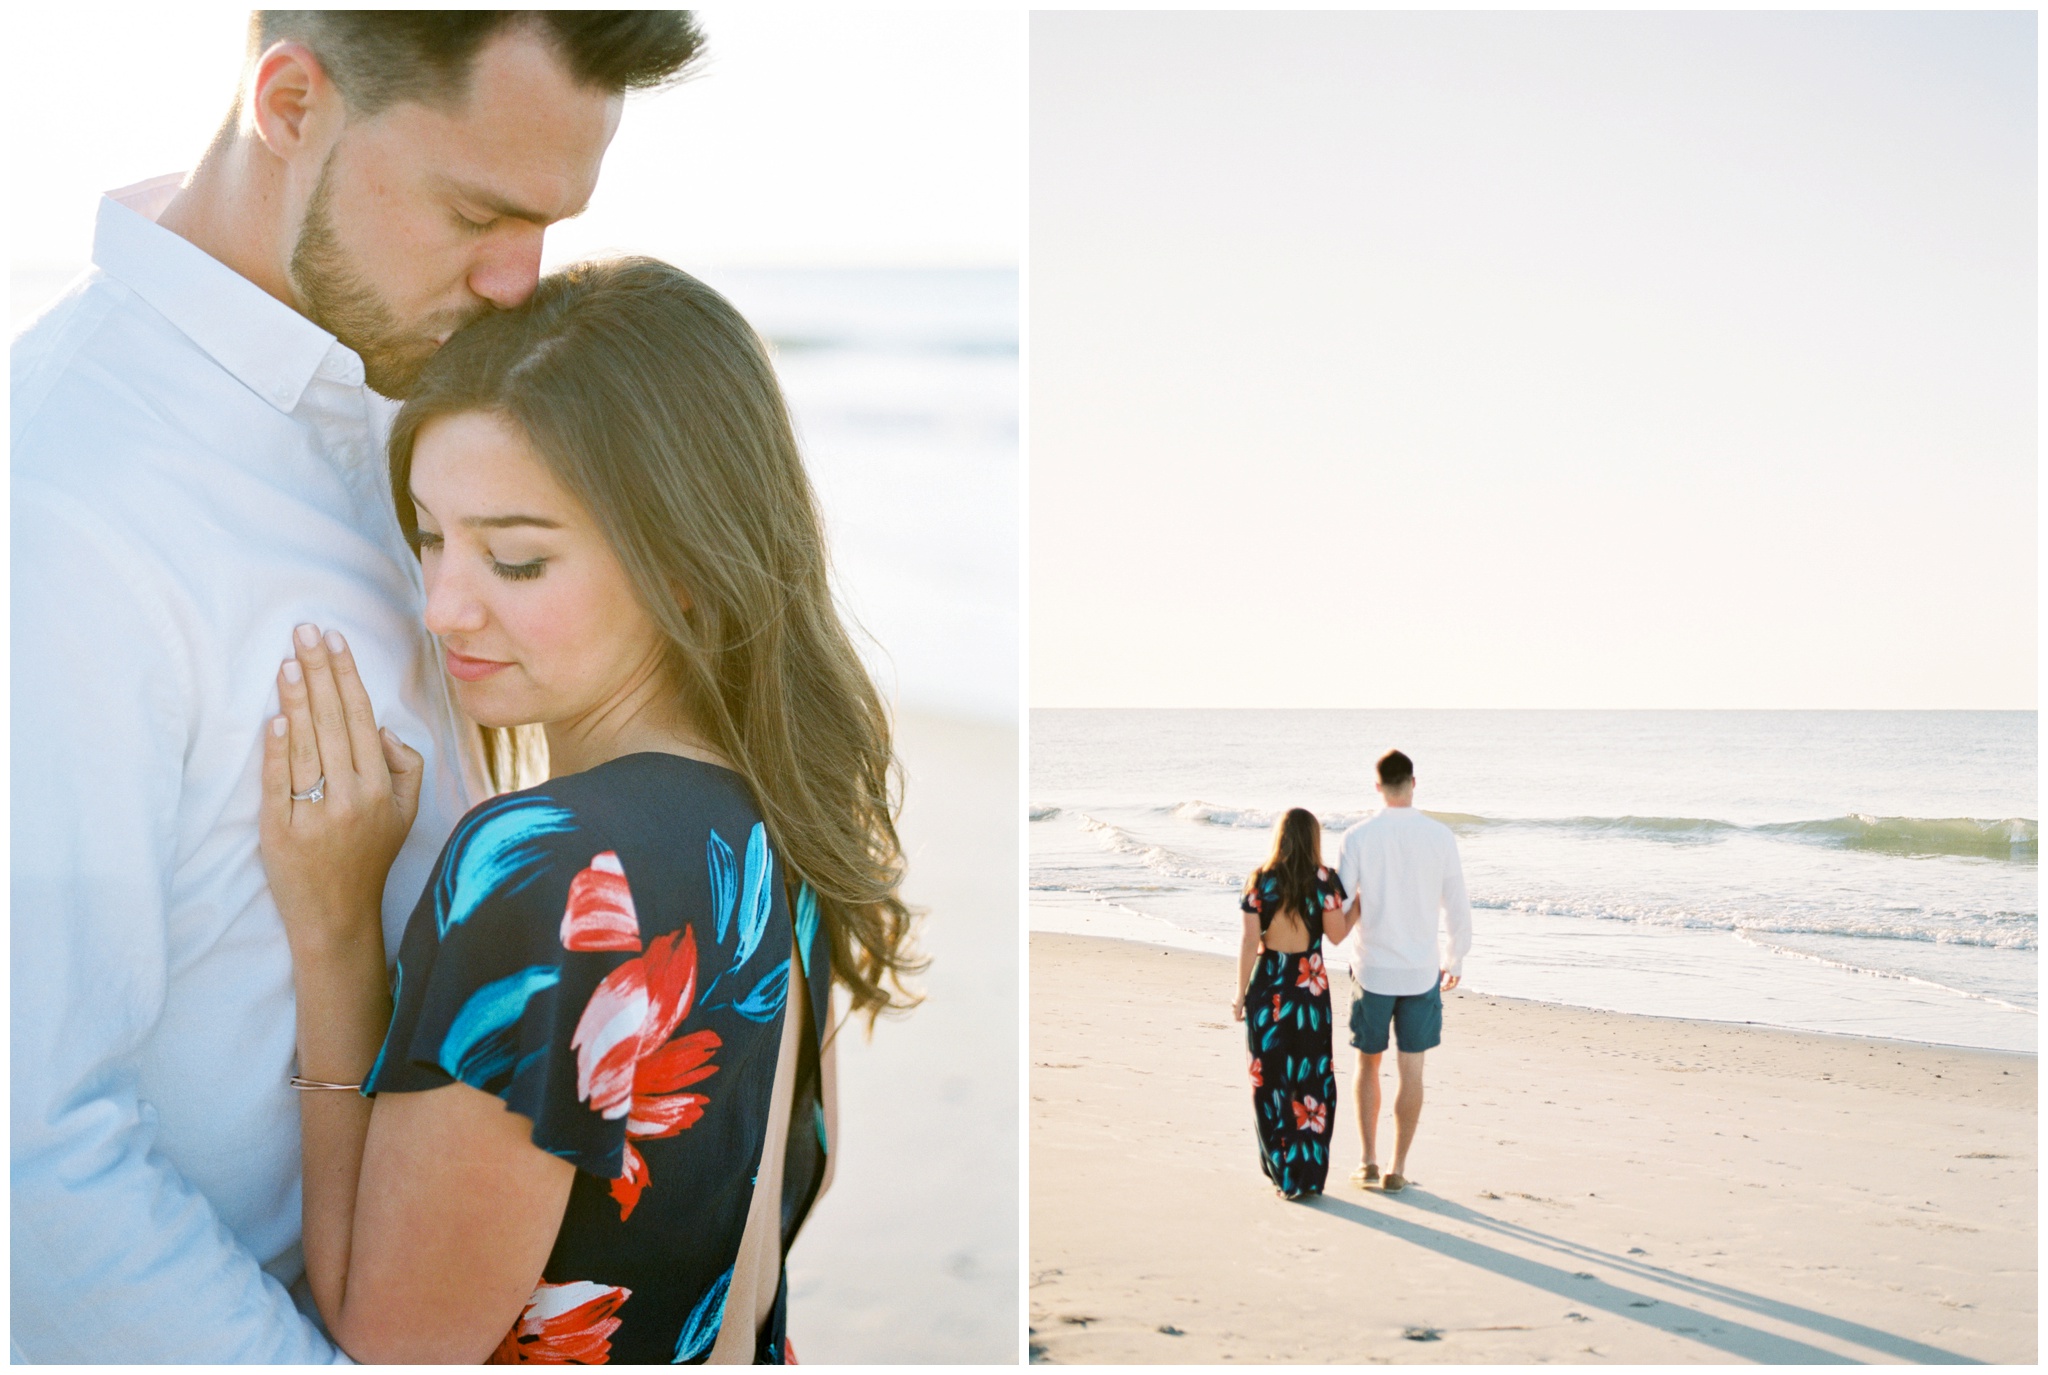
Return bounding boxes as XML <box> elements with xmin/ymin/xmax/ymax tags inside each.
<box><xmin>1330</xmin><ymin>749</ymin><xmax>1473</xmax><ymax>1194</ymax></box>
<box><xmin>11</xmin><ymin>14</ymin><xmax>699</xmax><ymax>1361</ymax></box>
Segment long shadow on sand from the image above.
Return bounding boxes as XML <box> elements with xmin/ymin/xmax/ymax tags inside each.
<box><xmin>1312</xmin><ymin>1190</ymin><xmax>1979</xmax><ymax>1364</ymax></box>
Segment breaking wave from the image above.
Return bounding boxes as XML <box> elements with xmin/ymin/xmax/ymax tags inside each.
<box><xmin>1167</xmin><ymin>801</ymin><xmax>1374</xmax><ymax>831</ymax></box>
<box><xmin>1161</xmin><ymin>800</ymin><xmax>2035</xmax><ymax>862</ymax></box>
<box><xmin>1474</xmin><ymin>893</ymin><xmax>2037</xmax><ymax>951</ymax></box>
<box><xmin>1074</xmin><ymin>813</ymin><xmax>1244</xmax><ymax>887</ymax></box>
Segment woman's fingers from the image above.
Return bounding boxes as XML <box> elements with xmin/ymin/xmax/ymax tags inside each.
<box><xmin>291</xmin><ymin>623</ymin><xmax>357</xmax><ymax>781</ymax></box>
<box><xmin>381</xmin><ymin>728</ymin><xmax>425</xmax><ymax>829</ymax></box>
<box><xmin>278</xmin><ymin>655</ymin><xmax>325</xmax><ymax>801</ymax></box>
<box><xmin>259</xmin><ymin>714</ymin><xmax>290</xmax><ymax>834</ymax></box>
<box><xmin>321</xmin><ymin>628</ymin><xmax>388</xmax><ymax>787</ymax></box>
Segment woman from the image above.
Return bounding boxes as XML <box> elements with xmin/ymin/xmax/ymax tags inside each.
<box><xmin>257</xmin><ymin>259</ymin><xmax>920</xmax><ymax>1363</ymax></box>
<box><xmin>1232</xmin><ymin>808</ymin><xmax>1346</xmax><ymax>1200</ymax></box>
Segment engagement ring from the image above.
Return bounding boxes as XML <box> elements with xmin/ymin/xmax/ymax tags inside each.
<box><xmin>290</xmin><ymin>775</ymin><xmax>326</xmax><ymax>804</ymax></box>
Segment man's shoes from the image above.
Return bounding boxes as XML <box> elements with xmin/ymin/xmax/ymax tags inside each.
<box><xmin>1350</xmin><ymin>1163</ymin><xmax>1379</xmax><ymax>1188</ymax></box>
<box><xmin>1381</xmin><ymin>1172</ymin><xmax>1409</xmax><ymax>1193</ymax></box>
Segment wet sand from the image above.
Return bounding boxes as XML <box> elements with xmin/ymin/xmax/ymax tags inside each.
<box><xmin>1030</xmin><ymin>931</ymin><xmax>2035</xmax><ymax>1364</ymax></box>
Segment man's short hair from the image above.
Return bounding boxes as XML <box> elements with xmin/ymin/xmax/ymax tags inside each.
<box><xmin>1377</xmin><ymin>749</ymin><xmax>1414</xmax><ymax>789</ymax></box>
<box><xmin>253</xmin><ymin>11</ymin><xmax>705</xmax><ymax>115</ymax></box>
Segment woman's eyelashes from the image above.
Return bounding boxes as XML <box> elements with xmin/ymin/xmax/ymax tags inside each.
<box><xmin>491</xmin><ymin>556</ymin><xmax>548</xmax><ymax>582</ymax></box>
<box><xmin>409</xmin><ymin>527</ymin><xmax>545</xmax><ymax>580</ymax></box>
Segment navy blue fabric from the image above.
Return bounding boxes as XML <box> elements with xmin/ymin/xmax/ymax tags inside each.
<box><xmin>366</xmin><ymin>753</ymin><xmax>828</xmax><ymax>1364</ymax></box>
<box><xmin>1346</xmin><ymin>977</ymin><xmax>1445</xmax><ymax>1055</ymax></box>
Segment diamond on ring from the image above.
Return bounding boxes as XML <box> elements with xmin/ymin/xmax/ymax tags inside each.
<box><xmin>291</xmin><ymin>775</ymin><xmax>326</xmax><ymax>804</ymax></box>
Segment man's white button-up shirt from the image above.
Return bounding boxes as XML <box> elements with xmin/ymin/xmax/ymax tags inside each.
<box><xmin>1335</xmin><ymin>805</ymin><xmax>1474</xmax><ymax>997</ymax></box>
<box><xmin>10</xmin><ymin>175</ymin><xmax>483</xmax><ymax>1363</ymax></box>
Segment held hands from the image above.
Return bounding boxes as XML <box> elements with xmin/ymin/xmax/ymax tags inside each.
<box><xmin>259</xmin><ymin>624</ymin><xmax>424</xmax><ymax>952</ymax></box>
<box><xmin>1441</xmin><ymin>970</ymin><xmax>1461</xmax><ymax>992</ymax></box>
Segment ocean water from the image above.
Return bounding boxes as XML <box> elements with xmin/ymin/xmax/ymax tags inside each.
<box><xmin>13</xmin><ymin>264</ymin><xmax>1020</xmax><ymax>724</ymax></box>
<box><xmin>705</xmin><ymin>268</ymin><xmax>1019</xmax><ymax>723</ymax></box>
<box><xmin>1031</xmin><ymin>709</ymin><xmax>2038</xmax><ymax>1052</ymax></box>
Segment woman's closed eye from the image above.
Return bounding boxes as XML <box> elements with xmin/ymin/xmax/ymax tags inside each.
<box><xmin>491</xmin><ymin>555</ymin><xmax>547</xmax><ymax>582</ymax></box>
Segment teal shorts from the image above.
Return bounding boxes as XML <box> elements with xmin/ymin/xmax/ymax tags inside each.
<box><xmin>1347</xmin><ymin>976</ymin><xmax>1443</xmax><ymax>1054</ymax></box>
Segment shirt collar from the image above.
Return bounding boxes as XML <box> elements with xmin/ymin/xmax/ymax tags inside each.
<box><xmin>92</xmin><ymin>174</ymin><xmax>367</xmax><ymax>414</ymax></box>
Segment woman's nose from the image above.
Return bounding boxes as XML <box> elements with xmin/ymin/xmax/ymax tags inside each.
<box><xmin>422</xmin><ymin>561</ymin><xmax>488</xmax><ymax>638</ymax></box>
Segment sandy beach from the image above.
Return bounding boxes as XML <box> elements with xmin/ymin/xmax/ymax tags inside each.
<box><xmin>1029</xmin><ymin>930</ymin><xmax>2035</xmax><ymax>1364</ymax></box>
<box><xmin>784</xmin><ymin>711</ymin><xmax>1020</xmax><ymax>1362</ymax></box>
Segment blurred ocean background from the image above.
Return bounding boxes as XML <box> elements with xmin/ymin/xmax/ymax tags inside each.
<box><xmin>12</xmin><ymin>264</ymin><xmax>1019</xmax><ymax>725</ymax></box>
<box><xmin>1032</xmin><ymin>709</ymin><xmax>2037</xmax><ymax>1052</ymax></box>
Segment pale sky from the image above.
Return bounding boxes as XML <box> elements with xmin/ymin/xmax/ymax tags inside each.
<box><xmin>9</xmin><ymin>8</ymin><xmax>1022</xmax><ymax>281</ymax></box>
<box><xmin>1031</xmin><ymin>11</ymin><xmax>2036</xmax><ymax>710</ymax></box>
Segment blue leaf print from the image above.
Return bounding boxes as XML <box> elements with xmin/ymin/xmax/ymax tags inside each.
<box><xmin>733</xmin><ymin>823</ymin><xmax>773</xmax><ymax>970</ymax></box>
<box><xmin>707</xmin><ymin>829</ymin><xmax>737</xmax><ymax>946</ymax></box>
<box><xmin>437</xmin><ymin>964</ymin><xmax>560</xmax><ymax>1086</ymax></box>
<box><xmin>794</xmin><ymin>883</ymin><xmax>820</xmax><ymax>975</ymax></box>
<box><xmin>732</xmin><ymin>958</ymin><xmax>790</xmax><ymax>1022</ymax></box>
<box><xmin>813</xmin><ymin>1099</ymin><xmax>829</xmax><ymax>1154</ymax></box>
<box><xmin>435</xmin><ymin>798</ymin><xmax>577</xmax><ymax>938</ymax></box>
<box><xmin>673</xmin><ymin>1266</ymin><xmax>732</xmax><ymax>1364</ymax></box>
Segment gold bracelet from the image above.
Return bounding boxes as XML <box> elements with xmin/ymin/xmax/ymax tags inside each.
<box><xmin>289</xmin><ymin>1076</ymin><xmax>364</xmax><ymax>1092</ymax></box>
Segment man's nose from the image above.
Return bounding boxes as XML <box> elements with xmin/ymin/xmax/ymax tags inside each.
<box><xmin>468</xmin><ymin>226</ymin><xmax>545</xmax><ymax>310</ymax></box>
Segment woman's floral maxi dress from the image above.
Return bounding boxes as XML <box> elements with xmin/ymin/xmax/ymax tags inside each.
<box><xmin>1240</xmin><ymin>867</ymin><xmax>1345</xmax><ymax>1199</ymax></box>
<box><xmin>365</xmin><ymin>754</ymin><xmax>834</xmax><ymax>1364</ymax></box>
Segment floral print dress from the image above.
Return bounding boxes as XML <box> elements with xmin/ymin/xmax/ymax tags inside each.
<box><xmin>1240</xmin><ymin>866</ymin><xmax>1345</xmax><ymax>1199</ymax></box>
<box><xmin>365</xmin><ymin>753</ymin><xmax>834</xmax><ymax>1364</ymax></box>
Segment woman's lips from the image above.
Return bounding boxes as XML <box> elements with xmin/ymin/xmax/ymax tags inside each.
<box><xmin>444</xmin><ymin>648</ymin><xmax>512</xmax><ymax>682</ymax></box>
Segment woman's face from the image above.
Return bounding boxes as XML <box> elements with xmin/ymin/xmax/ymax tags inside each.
<box><xmin>409</xmin><ymin>410</ymin><xmax>670</xmax><ymax>731</ymax></box>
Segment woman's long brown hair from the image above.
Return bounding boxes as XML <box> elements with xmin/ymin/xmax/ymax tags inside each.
<box><xmin>388</xmin><ymin>257</ymin><xmax>922</xmax><ymax>1025</ymax></box>
<box><xmin>1245</xmin><ymin>807</ymin><xmax>1324</xmax><ymax>935</ymax></box>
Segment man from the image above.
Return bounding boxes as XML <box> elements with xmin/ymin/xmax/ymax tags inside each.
<box><xmin>11</xmin><ymin>14</ymin><xmax>700</xmax><ymax>1361</ymax></box>
<box><xmin>1329</xmin><ymin>749</ymin><xmax>1473</xmax><ymax>1194</ymax></box>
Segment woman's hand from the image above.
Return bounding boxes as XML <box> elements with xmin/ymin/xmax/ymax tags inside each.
<box><xmin>1231</xmin><ymin>994</ymin><xmax>1246</xmax><ymax>1023</ymax></box>
<box><xmin>259</xmin><ymin>624</ymin><xmax>424</xmax><ymax>955</ymax></box>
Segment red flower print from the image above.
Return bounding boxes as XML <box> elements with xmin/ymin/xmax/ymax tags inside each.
<box><xmin>1292</xmin><ymin>1095</ymin><xmax>1327</xmax><ymax>1135</ymax></box>
<box><xmin>609</xmin><ymin>1142</ymin><xmax>650</xmax><ymax>1220</ymax></box>
<box><xmin>489</xmin><ymin>1280</ymin><xmax>631</xmax><ymax>1364</ymax></box>
<box><xmin>570</xmin><ymin>911</ymin><xmax>727</xmax><ymax>1218</ymax></box>
<box><xmin>635</xmin><ymin>929</ymin><xmax>699</xmax><ymax>1052</ymax></box>
<box><xmin>572</xmin><ymin>929</ymin><xmax>702</xmax><ymax>1121</ymax></box>
<box><xmin>560</xmin><ymin>852</ymin><xmax>642</xmax><ymax>951</ymax></box>
<box><xmin>1248</xmin><ymin>1052</ymin><xmax>1263</xmax><ymax>1087</ymax></box>
<box><xmin>628</xmin><ymin>1028</ymin><xmax>719</xmax><ymax>1139</ymax></box>
<box><xmin>1296</xmin><ymin>951</ymin><xmax>1328</xmax><ymax>996</ymax></box>
<box><xmin>1271</xmin><ymin>993</ymin><xmax>1283</xmax><ymax>1018</ymax></box>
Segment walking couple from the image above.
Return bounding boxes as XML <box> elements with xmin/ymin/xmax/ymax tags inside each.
<box><xmin>14</xmin><ymin>13</ymin><xmax>920</xmax><ymax>1363</ymax></box>
<box><xmin>1232</xmin><ymin>751</ymin><xmax>1474</xmax><ymax>1201</ymax></box>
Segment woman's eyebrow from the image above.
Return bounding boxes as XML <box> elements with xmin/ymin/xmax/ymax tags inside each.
<box><xmin>461</xmin><ymin>514</ymin><xmax>564</xmax><ymax>530</ymax></box>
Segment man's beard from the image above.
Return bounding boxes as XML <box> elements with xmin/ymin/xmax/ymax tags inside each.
<box><xmin>288</xmin><ymin>155</ymin><xmax>485</xmax><ymax>399</ymax></box>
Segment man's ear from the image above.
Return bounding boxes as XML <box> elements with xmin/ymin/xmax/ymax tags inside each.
<box><xmin>247</xmin><ymin>40</ymin><xmax>343</xmax><ymax>162</ymax></box>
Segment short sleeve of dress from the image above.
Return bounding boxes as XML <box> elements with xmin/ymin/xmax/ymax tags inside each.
<box><xmin>364</xmin><ymin>791</ymin><xmax>636</xmax><ymax>1179</ymax></box>
<box><xmin>1239</xmin><ymin>878</ymin><xmax>1265</xmax><ymax>919</ymax></box>
<box><xmin>1319</xmin><ymin>867</ymin><xmax>1348</xmax><ymax>909</ymax></box>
